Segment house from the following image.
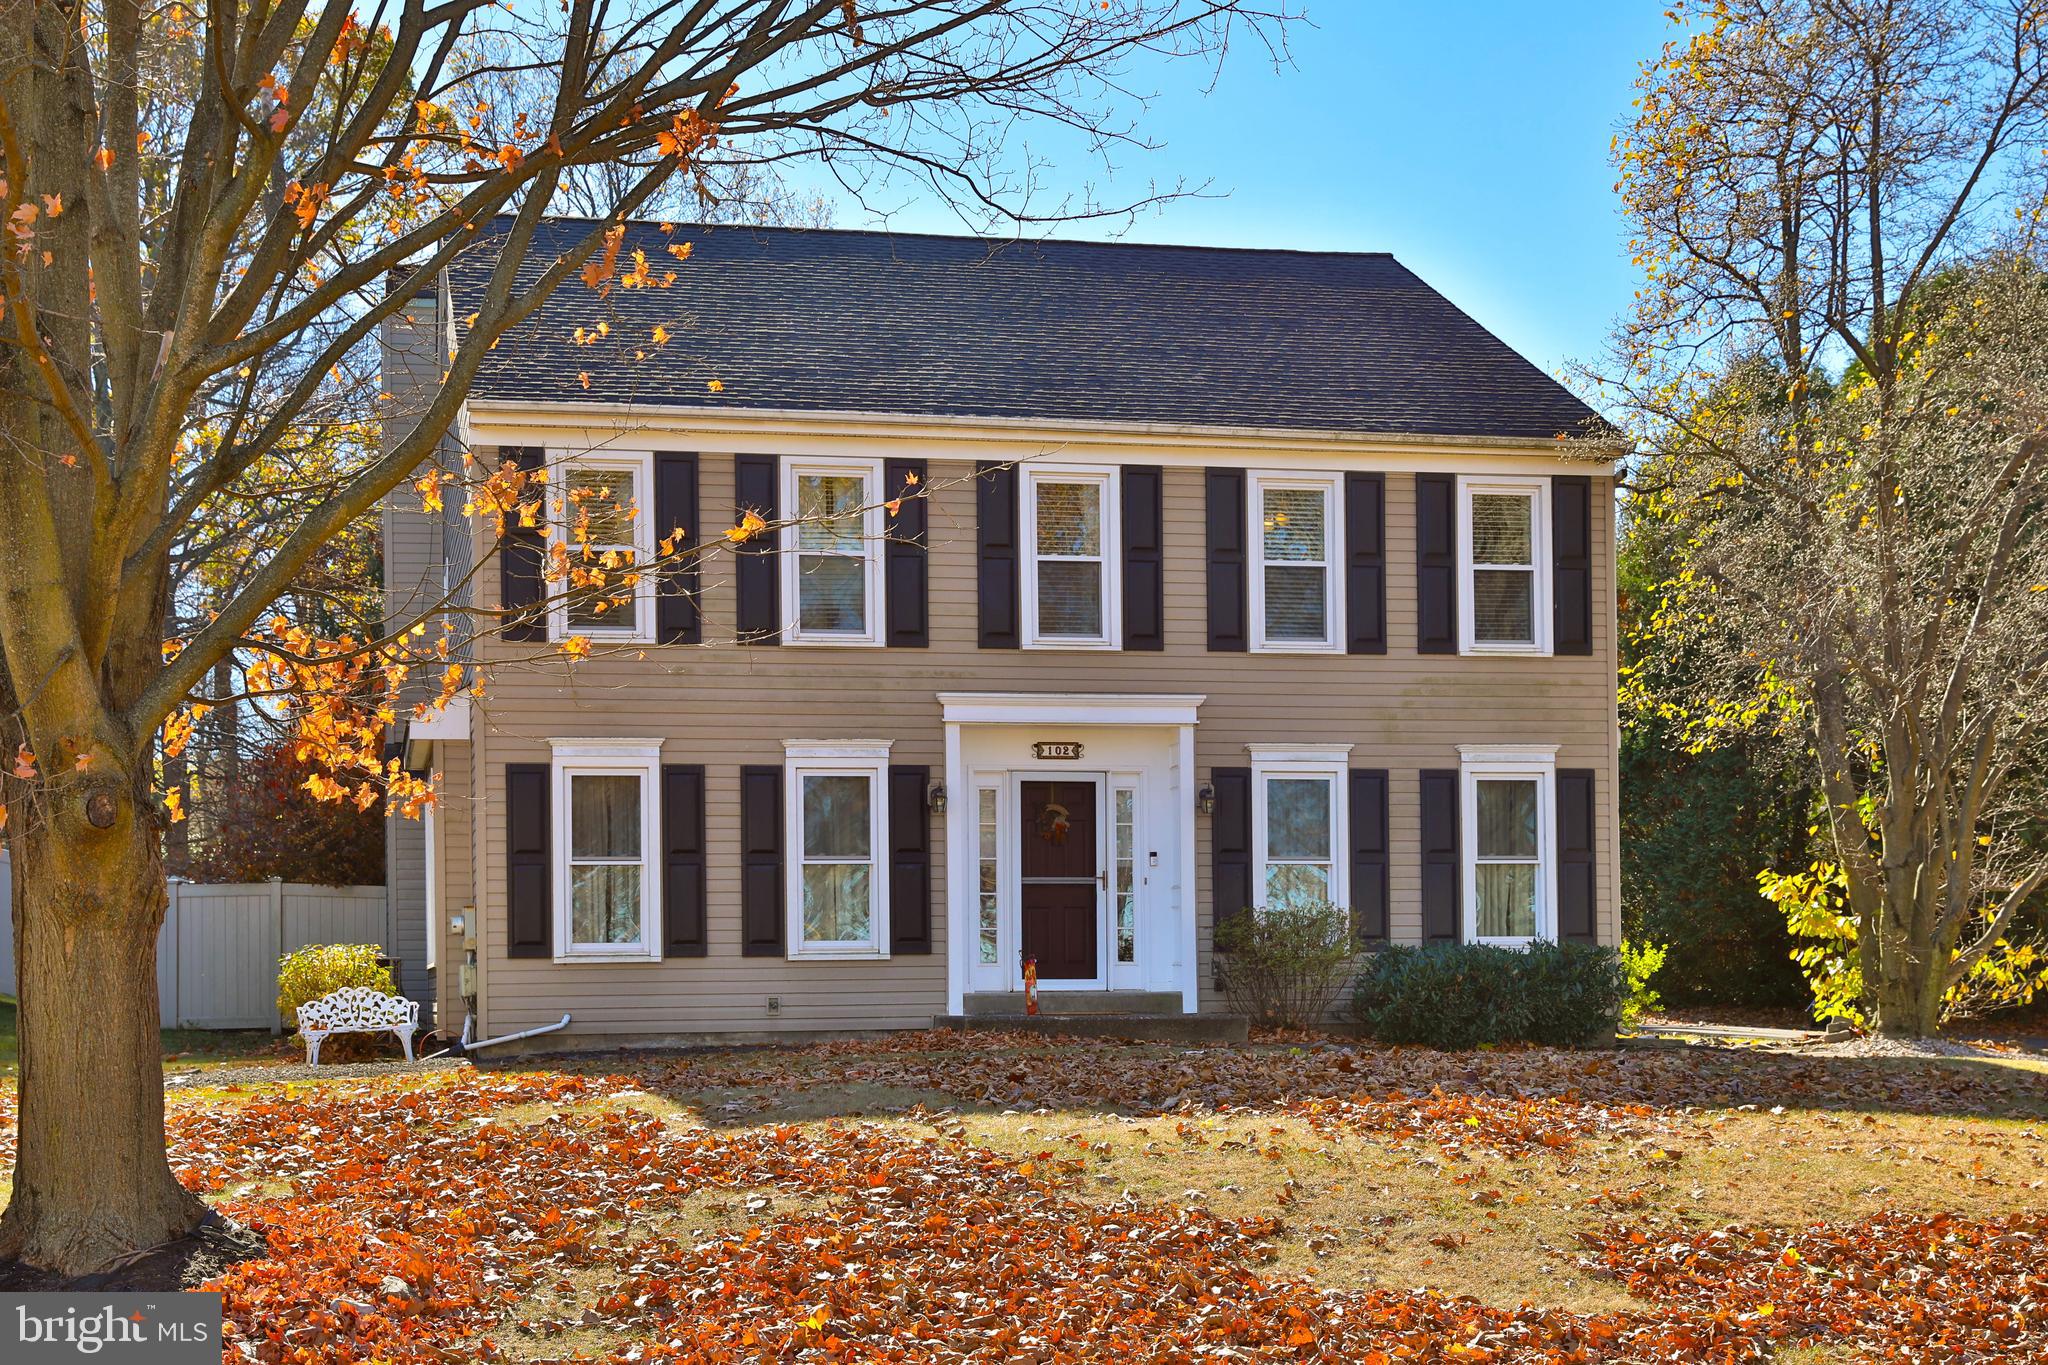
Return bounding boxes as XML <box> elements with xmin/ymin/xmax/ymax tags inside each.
<box><xmin>380</xmin><ymin>220</ymin><xmax>1617</xmax><ymax>1048</ymax></box>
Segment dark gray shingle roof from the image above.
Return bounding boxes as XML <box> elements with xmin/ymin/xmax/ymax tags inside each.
<box><xmin>454</xmin><ymin>218</ymin><xmax>1601</xmax><ymax>441</ymax></box>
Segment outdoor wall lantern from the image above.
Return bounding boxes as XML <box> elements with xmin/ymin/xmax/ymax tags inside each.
<box><xmin>1196</xmin><ymin>784</ymin><xmax>1215</xmax><ymax>816</ymax></box>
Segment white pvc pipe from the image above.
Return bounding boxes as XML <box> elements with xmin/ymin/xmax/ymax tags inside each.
<box><xmin>460</xmin><ymin>1011</ymin><xmax>572</xmax><ymax>1052</ymax></box>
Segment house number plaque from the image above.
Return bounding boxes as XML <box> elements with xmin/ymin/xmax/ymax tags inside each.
<box><xmin>1031</xmin><ymin>741</ymin><xmax>1085</xmax><ymax>761</ymax></box>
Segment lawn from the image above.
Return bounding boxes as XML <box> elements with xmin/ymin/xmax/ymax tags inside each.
<box><xmin>0</xmin><ymin>1031</ymin><xmax>2010</xmax><ymax>1363</ymax></box>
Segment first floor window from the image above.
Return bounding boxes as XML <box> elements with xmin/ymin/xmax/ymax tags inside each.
<box><xmin>1250</xmin><ymin>473</ymin><xmax>1342</xmax><ymax>651</ymax></box>
<box><xmin>1460</xmin><ymin>477</ymin><xmax>1550</xmax><ymax>653</ymax></box>
<box><xmin>1024</xmin><ymin>467</ymin><xmax>1118</xmax><ymax>647</ymax></box>
<box><xmin>1460</xmin><ymin>746</ymin><xmax>1556</xmax><ymax>945</ymax></box>
<box><xmin>977</xmin><ymin>787</ymin><xmax>1000</xmax><ymax>965</ymax></box>
<box><xmin>783</xmin><ymin>458</ymin><xmax>882</xmax><ymax>644</ymax></box>
<box><xmin>1249</xmin><ymin>746</ymin><xmax>1351</xmax><ymax>913</ymax></box>
<box><xmin>551</xmin><ymin>451</ymin><xmax>655</xmax><ymax>641</ymax></box>
<box><xmin>1112</xmin><ymin>786</ymin><xmax>1137</xmax><ymax>963</ymax></box>
<box><xmin>550</xmin><ymin>740</ymin><xmax>662</xmax><ymax>959</ymax></box>
<box><xmin>785</xmin><ymin>742</ymin><xmax>891</xmax><ymax>956</ymax></box>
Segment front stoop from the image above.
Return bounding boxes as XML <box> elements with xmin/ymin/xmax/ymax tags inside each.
<box><xmin>963</xmin><ymin>990</ymin><xmax>1186</xmax><ymax>1018</ymax></box>
<box><xmin>935</xmin><ymin>1012</ymin><xmax>1249</xmax><ymax>1043</ymax></box>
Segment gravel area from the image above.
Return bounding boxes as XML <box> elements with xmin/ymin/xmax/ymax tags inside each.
<box><xmin>165</xmin><ymin>1054</ymin><xmax>470</xmax><ymax>1088</ymax></box>
<box><xmin>1806</xmin><ymin>1034</ymin><xmax>2004</xmax><ymax>1060</ymax></box>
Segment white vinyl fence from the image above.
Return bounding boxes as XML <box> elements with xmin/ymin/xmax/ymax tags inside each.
<box><xmin>1</xmin><ymin>856</ymin><xmax>388</xmax><ymax>1032</ymax></box>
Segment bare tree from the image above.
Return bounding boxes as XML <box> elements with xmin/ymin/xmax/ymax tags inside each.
<box><xmin>0</xmin><ymin>0</ymin><xmax>1290</xmax><ymax>1273</ymax></box>
<box><xmin>1599</xmin><ymin>0</ymin><xmax>2048</xmax><ymax>1036</ymax></box>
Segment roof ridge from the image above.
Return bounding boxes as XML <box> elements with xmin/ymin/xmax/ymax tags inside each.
<box><xmin>497</xmin><ymin>213</ymin><xmax>1402</xmax><ymax>262</ymax></box>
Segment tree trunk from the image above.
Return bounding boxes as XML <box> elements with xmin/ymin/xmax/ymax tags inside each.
<box><xmin>1864</xmin><ymin>872</ymin><xmax>1945</xmax><ymax>1039</ymax></box>
<box><xmin>0</xmin><ymin>818</ymin><xmax>206</xmax><ymax>1272</ymax></box>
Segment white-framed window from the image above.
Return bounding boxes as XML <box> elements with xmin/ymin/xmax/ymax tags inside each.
<box><xmin>548</xmin><ymin>449</ymin><xmax>656</xmax><ymax>644</ymax></box>
<box><xmin>976</xmin><ymin>786</ymin><xmax>1001</xmax><ymax>966</ymax></box>
<box><xmin>1249</xmin><ymin>472</ymin><xmax>1345</xmax><ymax>652</ymax></box>
<box><xmin>1022</xmin><ymin>466</ymin><xmax>1120</xmax><ymax>649</ymax></box>
<box><xmin>423</xmin><ymin>801</ymin><xmax>439</xmax><ymax>971</ymax></box>
<box><xmin>1459</xmin><ymin>476</ymin><xmax>1552</xmax><ymax>654</ymax></box>
<box><xmin>784</xmin><ymin>741</ymin><xmax>892</xmax><ymax>958</ymax></box>
<box><xmin>1248</xmin><ymin>745</ymin><xmax>1352</xmax><ymax>913</ymax></box>
<box><xmin>1459</xmin><ymin>745</ymin><xmax>1558</xmax><ymax>946</ymax></box>
<box><xmin>780</xmin><ymin>457</ymin><xmax>884</xmax><ymax>646</ymax></box>
<box><xmin>549</xmin><ymin>739</ymin><xmax>663</xmax><ymax>961</ymax></box>
<box><xmin>1112</xmin><ymin>783</ymin><xmax>1138</xmax><ymax>964</ymax></box>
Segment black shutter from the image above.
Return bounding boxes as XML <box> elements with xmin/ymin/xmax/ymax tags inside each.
<box><xmin>505</xmin><ymin>763</ymin><xmax>551</xmax><ymax>958</ymax></box>
<box><xmin>1416</xmin><ymin>473</ymin><xmax>1458</xmax><ymax>655</ymax></box>
<box><xmin>1557</xmin><ymin>768</ymin><xmax>1598</xmax><ymax>942</ymax></box>
<box><xmin>888</xmin><ymin>765</ymin><xmax>932</xmax><ymax>954</ymax></box>
<box><xmin>499</xmin><ymin>446</ymin><xmax>547</xmax><ymax>641</ymax></box>
<box><xmin>1210</xmin><ymin>767</ymin><xmax>1253</xmax><ymax>969</ymax></box>
<box><xmin>1121</xmin><ymin>465</ymin><xmax>1165</xmax><ymax>651</ymax></box>
<box><xmin>884</xmin><ymin>459</ymin><xmax>929</xmax><ymax>648</ymax></box>
<box><xmin>1349</xmin><ymin>769</ymin><xmax>1390</xmax><ymax>945</ymax></box>
<box><xmin>734</xmin><ymin>454</ymin><xmax>779</xmax><ymax>644</ymax></box>
<box><xmin>1420</xmin><ymin>769</ymin><xmax>1461</xmax><ymax>942</ymax></box>
<box><xmin>661</xmin><ymin>764</ymin><xmax>707</xmax><ymax>957</ymax></box>
<box><xmin>1205</xmin><ymin>468</ymin><xmax>1248</xmax><ymax>652</ymax></box>
<box><xmin>1553</xmin><ymin>475</ymin><xmax>1594</xmax><ymax>656</ymax></box>
<box><xmin>739</xmin><ymin>765</ymin><xmax>784</xmax><ymax>956</ymax></box>
<box><xmin>1345</xmin><ymin>472</ymin><xmax>1387</xmax><ymax>654</ymax></box>
<box><xmin>655</xmin><ymin>452</ymin><xmax>701</xmax><ymax>645</ymax></box>
<box><xmin>976</xmin><ymin>461</ymin><xmax>1019</xmax><ymax>648</ymax></box>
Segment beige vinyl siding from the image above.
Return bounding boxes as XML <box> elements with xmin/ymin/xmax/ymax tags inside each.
<box><xmin>459</xmin><ymin>454</ymin><xmax>1617</xmax><ymax>1038</ymax></box>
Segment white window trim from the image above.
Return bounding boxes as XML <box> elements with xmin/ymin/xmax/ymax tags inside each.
<box><xmin>1458</xmin><ymin>475</ymin><xmax>1552</xmax><ymax>656</ymax></box>
<box><xmin>1248</xmin><ymin>471</ymin><xmax>1346</xmax><ymax>654</ymax></box>
<box><xmin>1457</xmin><ymin>744</ymin><xmax>1559</xmax><ymax>947</ymax></box>
<box><xmin>1021</xmin><ymin>464</ymin><xmax>1121</xmax><ymax>650</ymax></box>
<box><xmin>547</xmin><ymin>448</ymin><xmax>657</xmax><ymax>645</ymax></box>
<box><xmin>779</xmin><ymin>456</ymin><xmax>885</xmax><ymax>647</ymax></box>
<box><xmin>423</xmin><ymin>801</ymin><xmax>439</xmax><ymax>971</ymax></box>
<box><xmin>1247</xmin><ymin>743</ymin><xmax>1353</xmax><ymax>915</ymax></box>
<box><xmin>783</xmin><ymin>740</ymin><xmax>894</xmax><ymax>959</ymax></box>
<box><xmin>548</xmin><ymin>738</ymin><xmax>664</xmax><ymax>962</ymax></box>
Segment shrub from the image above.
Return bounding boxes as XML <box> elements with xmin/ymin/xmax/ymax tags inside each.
<box><xmin>1350</xmin><ymin>942</ymin><xmax>1625</xmax><ymax>1049</ymax></box>
<box><xmin>278</xmin><ymin>943</ymin><xmax>395</xmax><ymax>1029</ymax></box>
<box><xmin>1619</xmin><ymin>939</ymin><xmax>1669</xmax><ymax>1028</ymax></box>
<box><xmin>1213</xmin><ymin>901</ymin><xmax>1354</xmax><ymax>1029</ymax></box>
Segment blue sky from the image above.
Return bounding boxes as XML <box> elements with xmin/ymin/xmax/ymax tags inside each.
<box><xmin>829</xmin><ymin>3</ymin><xmax>1674</xmax><ymax>385</ymax></box>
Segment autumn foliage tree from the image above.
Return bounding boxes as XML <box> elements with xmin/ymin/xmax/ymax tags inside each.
<box><xmin>1600</xmin><ymin>0</ymin><xmax>2048</xmax><ymax>1037</ymax></box>
<box><xmin>0</xmin><ymin>0</ymin><xmax>1289</xmax><ymax>1273</ymax></box>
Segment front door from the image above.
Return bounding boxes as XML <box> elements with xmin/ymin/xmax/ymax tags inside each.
<box><xmin>1020</xmin><ymin>779</ymin><xmax>1099</xmax><ymax>983</ymax></box>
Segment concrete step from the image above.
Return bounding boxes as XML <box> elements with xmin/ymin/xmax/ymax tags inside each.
<box><xmin>963</xmin><ymin>990</ymin><xmax>1185</xmax><ymax>1018</ymax></box>
<box><xmin>935</xmin><ymin>1013</ymin><xmax>1249</xmax><ymax>1043</ymax></box>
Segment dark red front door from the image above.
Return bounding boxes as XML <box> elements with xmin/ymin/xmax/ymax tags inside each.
<box><xmin>1020</xmin><ymin>780</ymin><xmax>1099</xmax><ymax>981</ymax></box>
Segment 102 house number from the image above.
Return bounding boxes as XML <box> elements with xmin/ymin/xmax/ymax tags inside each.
<box><xmin>1031</xmin><ymin>741</ymin><xmax>1084</xmax><ymax>760</ymax></box>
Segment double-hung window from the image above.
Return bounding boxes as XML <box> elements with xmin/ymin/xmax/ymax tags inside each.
<box><xmin>1248</xmin><ymin>745</ymin><xmax>1352</xmax><ymax>913</ymax></box>
<box><xmin>550</xmin><ymin>450</ymin><xmax>656</xmax><ymax>643</ymax></box>
<box><xmin>1459</xmin><ymin>477</ymin><xmax>1551</xmax><ymax>654</ymax></box>
<box><xmin>784</xmin><ymin>741</ymin><xmax>891</xmax><ymax>957</ymax></box>
<box><xmin>1023</xmin><ymin>467</ymin><xmax>1119</xmax><ymax>648</ymax></box>
<box><xmin>781</xmin><ymin>458</ymin><xmax>883</xmax><ymax>645</ymax></box>
<box><xmin>1249</xmin><ymin>472</ymin><xmax>1344</xmax><ymax>652</ymax></box>
<box><xmin>549</xmin><ymin>740</ymin><xmax>662</xmax><ymax>961</ymax></box>
<box><xmin>1459</xmin><ymin>745</ymin><xmax>1557</xmax><ymax>946</ymax></box>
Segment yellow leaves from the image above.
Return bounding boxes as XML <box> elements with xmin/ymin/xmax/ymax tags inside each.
<box><xmin>415</xmin><ymin>471</ymin><xmax>445</xmax><ymax>514</ymax></box>
<box><xmin>577</xmin><ymin>371</ymin><xmax>591</xmax><ymax>390</ymax></box>
<box><xmin>651</xmin><ymin>324</ymin><xmax>670</xmax><ymax>345</ymax></box>
<box><xmin>707</xmin><ymin>378</ymin><xmax>725</xmax><ymax>393</ymax></box>
<box><xmin>727</xmin><ymin>510</ymin><xmax>767</xmax><ymax>544</ymax></box>
<box><xmin>580</xmin><ymin>224</ymin><xmax>626</xmax><ymax>292</ymax></box>
<box><xmin>164</xmin><ymin>788</ymin><xmax>186</xmax><ymax>824</ymax></box>
<box><xmin>558</xmin><ymin>635</ymin><xmax>592</xmax><ymax>661</ymax></box>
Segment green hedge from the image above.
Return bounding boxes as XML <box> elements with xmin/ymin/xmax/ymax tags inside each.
<box><xmin>1350</xmin><ymin>942</ymin><xmax>1624</xmax><ymax>1048</ymax></box>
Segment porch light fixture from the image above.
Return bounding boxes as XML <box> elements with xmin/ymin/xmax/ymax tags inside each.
<box><xmin>1197</xmin><ymin>783</ymin><xmax>1215</xmax><ymax>815</ymax></box>
<box><xmin>928</xmin><ymin>783</ymin><xmax>947</xmax><ymax>813</ymax></box>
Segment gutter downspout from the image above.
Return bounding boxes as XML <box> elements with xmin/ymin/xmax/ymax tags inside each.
<box><xmin>460</xmin><ymin>1011</ymin><xmax>571</xmax><ymax>1052</ymax></box>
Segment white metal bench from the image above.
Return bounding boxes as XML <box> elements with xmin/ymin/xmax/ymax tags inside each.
<box><xmin>296</xmin><ymin>986</ymin><xmax>419</xmax><ymax>1065</ymax></box>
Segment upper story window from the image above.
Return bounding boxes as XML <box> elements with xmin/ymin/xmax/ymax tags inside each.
<box><xmin>550</xmin><ymin>739</ymin><xmax>663</xmax><ymax>961</ymax></box>
<box><xmin>1023</xmin><ymin>467</ymin><xmax>1120</xmax><ymax>649</ymax></box>
<box><xmin>1249</xmin><ymin>745</ymin><xmax>1352</xmax><ymax>913</ymax></box>
<box><xmin>784</xmin><ymin>741</ymin><xmax>892</xmax><ymax>957</ymax></box>
<box><xmin>782</xmin><ymin>458</ymin><xmax>884</xmax><ymax>646</ymax></box>
<box><xmin>1459</xmin><ymin>744</ymin><xmax>1557</xmax><ymax>946</ymax></box>
<box><xmin>1460</xmin><ymin>476</ymin><xmax>1552</xmax><ymax>655</ymax></box>
<box><xmin>1250</xmin><ymin>472</ymin><xmax>1344</xmax><ymax>653</ymax></box>
<box><xmin>550</xmin><ymin>450</ymin><xmax>655</xmax><ymax>643</ymax></box>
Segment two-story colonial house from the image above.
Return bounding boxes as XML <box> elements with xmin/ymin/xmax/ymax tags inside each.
<box><xmin>381</xmin><ymin>220</ymin><xmax>1617</xmax><ymax>1049</ymax></box>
